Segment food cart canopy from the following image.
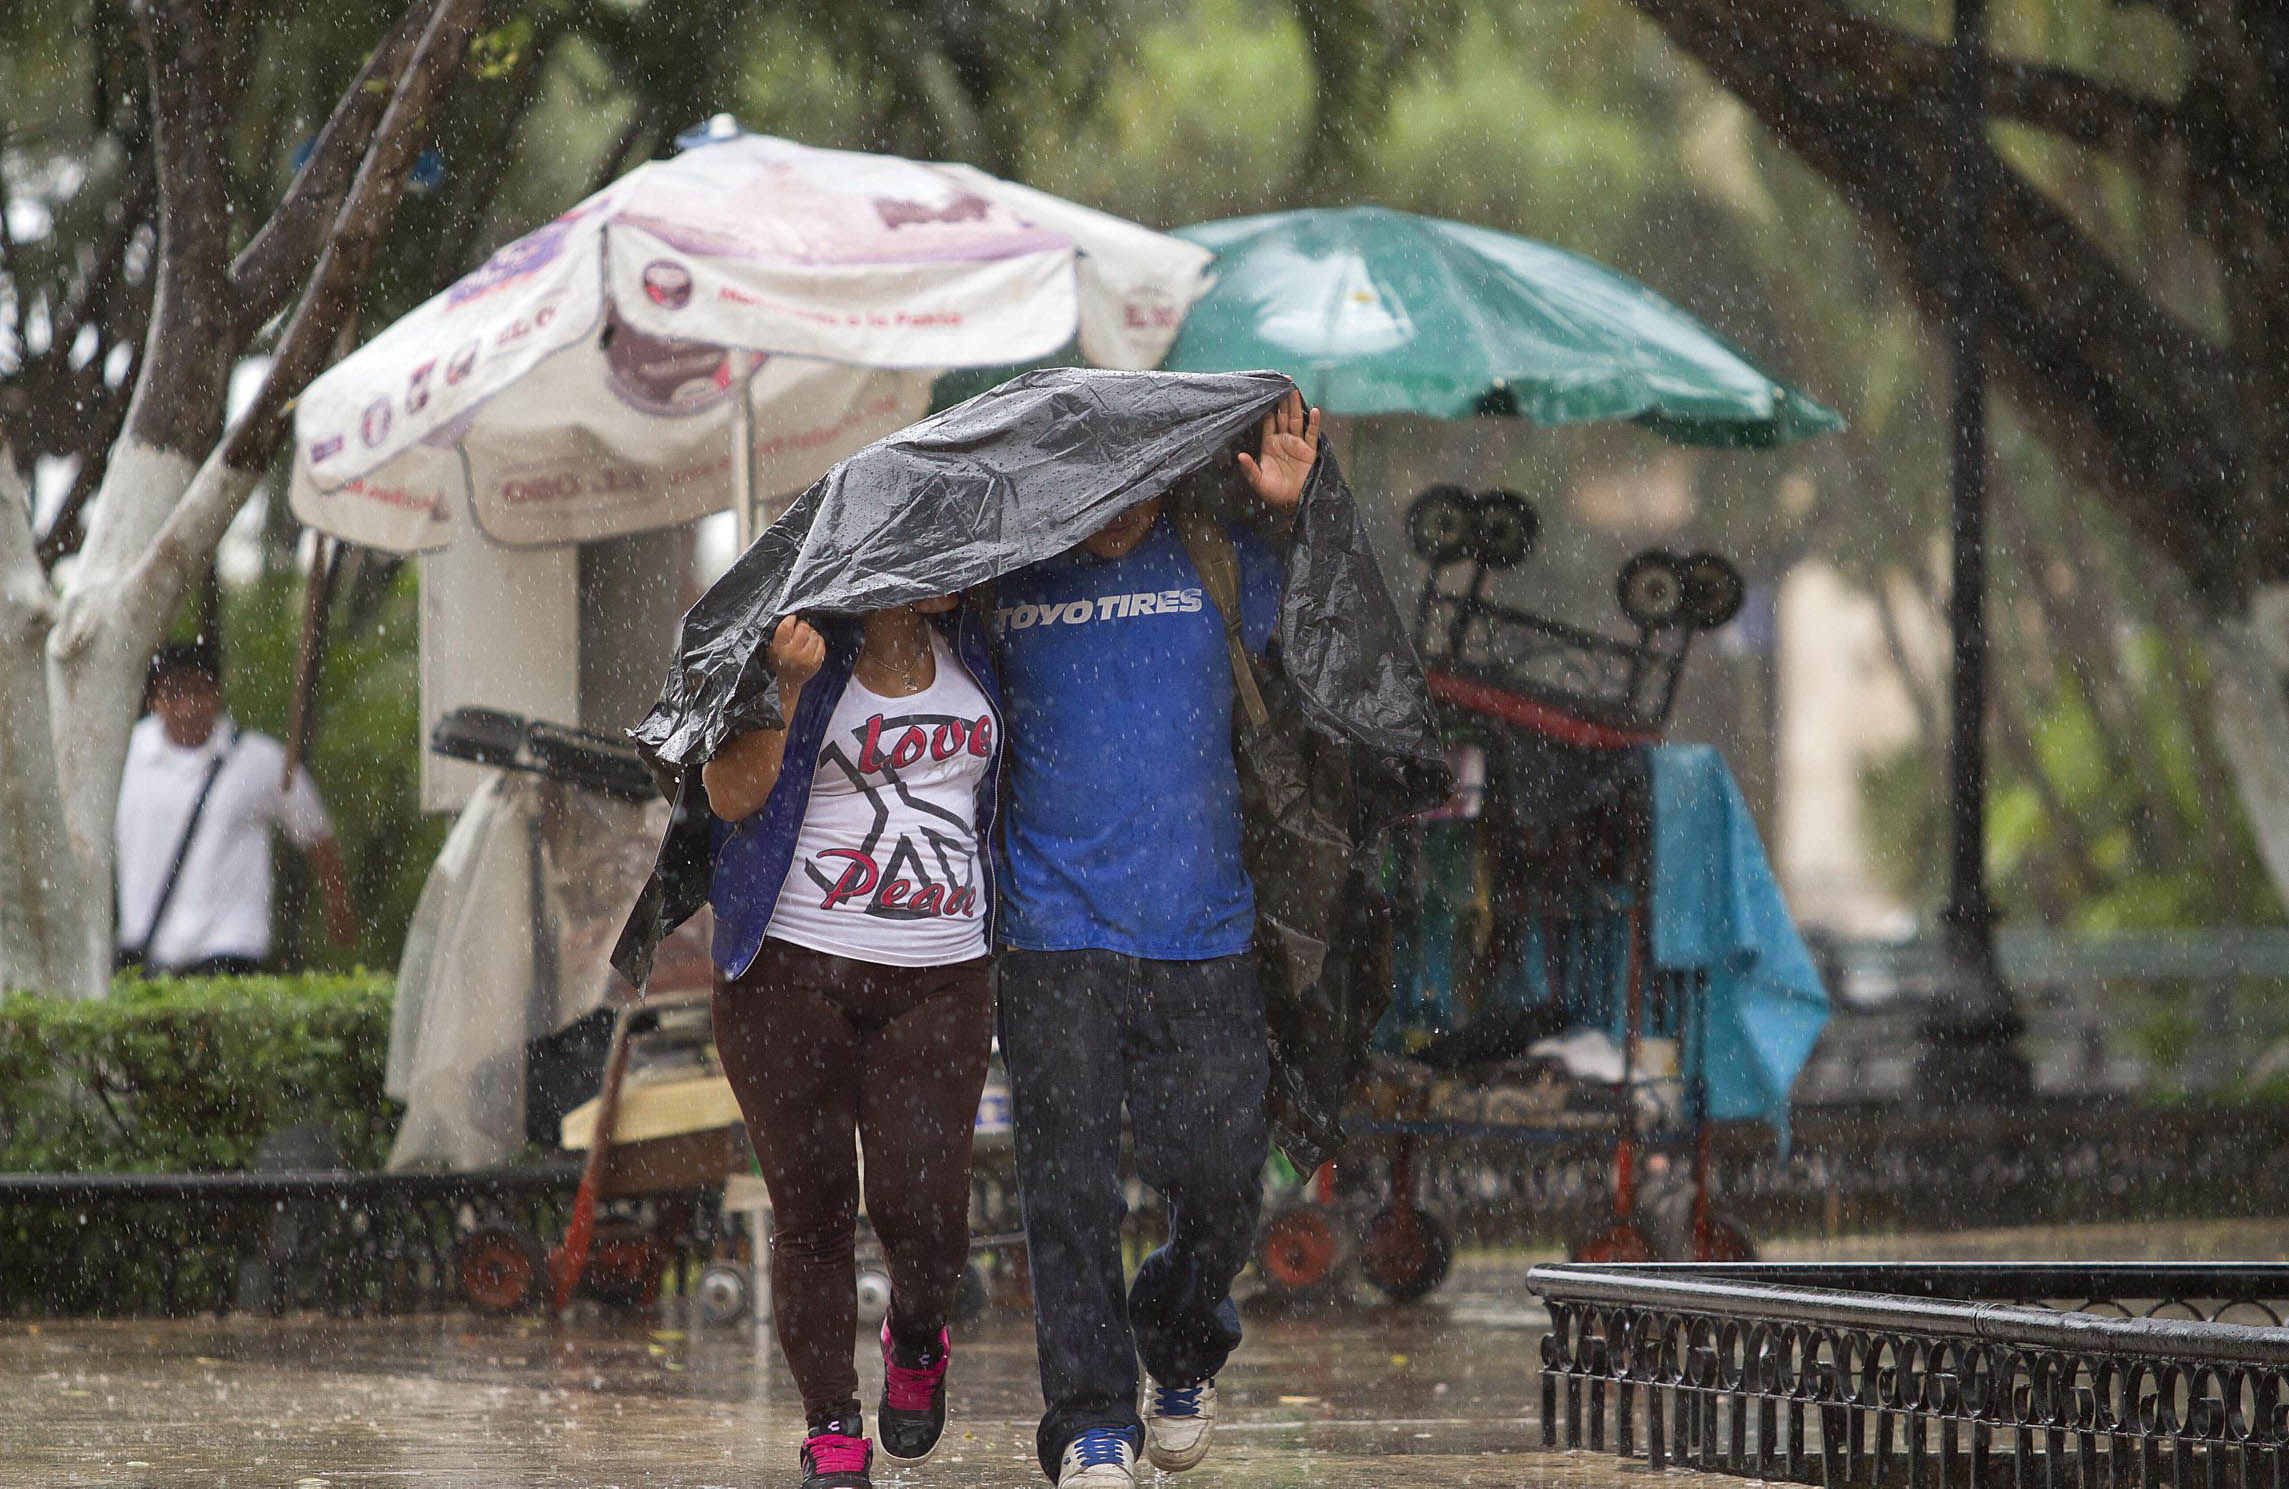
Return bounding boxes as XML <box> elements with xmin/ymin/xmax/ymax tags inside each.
<box><xmin>288</xmin><ymin>134</ymin><xmax>1212</xmax><ymax>553</ymax></box>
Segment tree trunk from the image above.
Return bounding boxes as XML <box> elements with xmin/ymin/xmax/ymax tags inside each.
<box><xmin>34</xmin><ymin>438</ymin><xmax>205</xmax><ymax>997</ymax></box>
<box><xmin>0</xmin><ymin>452</ymin><xmax>93</xmax><ymax>996</ymax></box>
<box><xmin>1622</xmin><ymin>0</ymin><xmax>2289</xmax><ymax>916</ymax></box>
<box><xmin>2206</xmin><ymin>586</ymin><xmax>2289</xmax><ymax>915</ymax></box>
<box><xmin>0</xmin><ymin>0</ymin><xmax>479</xmax><ymax>995</ymax></box>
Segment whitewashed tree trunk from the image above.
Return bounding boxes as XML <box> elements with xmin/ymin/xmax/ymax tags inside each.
<box><xmin>0</xmin><ymin>0</ymin><xmax>476</xmax><ymax>995</ymax></box>
<box><xmin>2207</xmin><ymin>584</ymin><xmax>2289</xmax><ymax>917</ymax></box>
<box><xmin>0</xmin><ymin>451</ymin><xmax>91</xmax><ymax>996</ymax></box>
<box><xmin>37</xmin><ymin>439</ymin><xmax>207</xmax><ymax>997</ymax></box>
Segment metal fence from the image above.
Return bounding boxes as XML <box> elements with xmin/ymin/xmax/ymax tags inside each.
<box><xmin>1529</xmin><ymin>1262</ymin><xmax>2289</xmax><ymax>1489</ymax></box>
<box><xmin>1355</xmin><ymin>1096</ymin><xmax>2289</xmax><ymax>1250</ymax></box>
<box><xmin>0</xmin><ymin>1166</ymin><xmax>720</xmax><ymax>1318</ymax></box>
<box><xmin>12</xmin><ymin>1097</ymin><xmax>2289</xmax><ymax>1316</ymax></box>
<box><xmin>1799</xmin><ymin>930</ymin><xmax>2289</xmax><ymax>1103</ymax></box>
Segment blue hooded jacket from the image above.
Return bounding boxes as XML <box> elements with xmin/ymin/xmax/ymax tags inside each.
<box><xmin>708</xmin><ymin>605</ymin><xmax>1005</xmax><ymax>978</ymax></box>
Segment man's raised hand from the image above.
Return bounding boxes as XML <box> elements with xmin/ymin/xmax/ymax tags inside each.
<box><xmin>1237</xmin><ymin>389</ymin><xmax>1322</xmax><ymax>512</ymax></box>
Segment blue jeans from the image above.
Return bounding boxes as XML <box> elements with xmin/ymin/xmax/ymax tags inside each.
<box><xmin>997</xmin><ymin>948</ymin><xmax>1269</xmax><ymax>1479</ymax></box>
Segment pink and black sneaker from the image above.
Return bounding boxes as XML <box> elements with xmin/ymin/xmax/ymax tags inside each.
<box><xmin>877</xmin><ymin>1319</ymin><xmax>951</xmax><ymax>1461</ymax></box>
<box><xmin>800</xmin><ymin>1417</ymin><xmax>873</xmax><ymax>1489</ymax></box>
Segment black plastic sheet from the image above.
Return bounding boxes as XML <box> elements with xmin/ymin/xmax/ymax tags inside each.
<box><xmin>612</xmin><ymin>367</ymin><xmax>1451</xmax><ymax>1164</ymax></box>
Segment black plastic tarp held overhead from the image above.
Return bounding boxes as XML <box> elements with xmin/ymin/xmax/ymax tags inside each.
<box><xmin>611</xmin><ymin>367</ymin><xmax>1452</xmax><ymax>1163</ymax></box>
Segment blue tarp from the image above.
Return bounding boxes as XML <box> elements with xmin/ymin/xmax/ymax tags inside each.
<box><xmin>1647</xmin><ymin>744</ymin><xmax>1829</xmax><ymax>1147</ymax></box>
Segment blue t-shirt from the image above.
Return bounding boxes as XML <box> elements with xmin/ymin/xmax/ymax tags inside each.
<box><xmin>993</xmin><ymin>516</ymin><xmax>1283</xmax><ymax>959</ymax></box>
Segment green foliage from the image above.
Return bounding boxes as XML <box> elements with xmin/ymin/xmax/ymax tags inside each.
<box><xmin>0</xmin><ymin>972</ymin><xmax>399</xmax><ymax>1174</ymax></box>
<box><xmin>1861</xmin><ymin>624</ymin><xmax>2280</xmax><ymax>935</ymax></box>
<box><xmin>1004</xmin><ymin>0</ymin><xmax>1317</xmax><ymax>222</ymax></box>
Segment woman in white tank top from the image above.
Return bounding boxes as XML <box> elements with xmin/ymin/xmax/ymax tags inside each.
<box><xmin>701</xmin><ymin>595</ymin><xmax>999</xmax><ymax>1489</ymax></box>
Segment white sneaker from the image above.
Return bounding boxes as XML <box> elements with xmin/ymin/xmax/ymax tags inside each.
<box><xmin>1142</xmin><ymin>1377</ymin><xmax>1217</xmax><ymax>1472</ymax></box>
<box><xmin>1058</xmin><ymin>1426</ymin><xmax>1138</xmax><ymax>1487</ymax></box>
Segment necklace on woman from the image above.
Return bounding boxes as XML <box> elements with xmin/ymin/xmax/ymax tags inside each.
<box><xmin>860</xmin><ymin>640</ymin><xmax>932</xmax><ymax>694</ymax></box>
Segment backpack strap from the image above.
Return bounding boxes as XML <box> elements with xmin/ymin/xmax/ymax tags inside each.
<box><xmin>1173</xmin><ymin>511</ymin><xmax>1271</xmax><ymax>731</ymax></box>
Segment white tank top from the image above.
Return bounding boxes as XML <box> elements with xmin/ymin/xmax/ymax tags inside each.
<box><xmin>765</xmin><ymin>627</ymin><xmax>995</xmax><ymax>966</ymax></box>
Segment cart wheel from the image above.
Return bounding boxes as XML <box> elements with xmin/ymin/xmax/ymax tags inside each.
<box><xmin>1642</xmin><ymin>1190</ymin><xmax>1759</xmax><ymax>1262</ymax></box>
<box><xmin>583</xmin><ymin>1222</ymin><xmax>667</xmax><ymax>1309</ymax></box>
<box><xmin>1568</xmin><ymin>1221</ymin><xmax>1658</xmax><ymax>1265</ymax></box>
<box><xmin>1407</xmin><ymin>485</ymin><xmax>1479</xmax><ymax>564</ymax></box>
<box><xmin>457</xmin><ymin>1225</ymin><xmax>547</xmax><ymax>1314</ymax></box>
<box><xmin>1359</xmin><ymin>1207</ymin><xmax>1452</xmax><ymax>1303</ymax></box>
<box><xmin>1616</xmin><ymin>550</ymin><xmax>1688</xmax><ymax>629</ymax></box>
<box><xmin>1470</xmin><ymin>489</ymin><xmax>1538</xmax><ymax>569</ymax></box>
<box><xmin>856</xmin><ymin>1268</ymin><xmax>893</xmax><ymax>1323</ymax></box>
<box><xmin>1680</xmin><ymin>551</ymin><xmax>1746</xmax><ymax>630</ymax></box>
<box><xmin>1256</xmin><ymin>1203</ymin><xmax>1344</xmax><ymax>1296</ymax></box>
<box><xmin>1692</xmin><ymin>1217</ymin><xmax>1758</xmax><ymax>1263</ymax></box>
<box><xmin>953</xmin><ymin>1261</ymin><xmax>989</xmax><ymax>1324</ymax></box>
<box><xmin>695</xmin><ymin>1262</ymin><xmax>752</xmax><ymax>1326</ymax></box>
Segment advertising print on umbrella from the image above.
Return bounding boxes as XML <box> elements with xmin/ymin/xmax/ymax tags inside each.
<box><xmin>287</xmin><ymin>132</ymin><xmax>1213</xmax><ymax>553</ymax></box>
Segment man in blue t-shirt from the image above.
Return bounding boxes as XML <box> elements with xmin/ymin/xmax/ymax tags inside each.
<box><xmin>995</xmin><ymin>391</ymin><xmax>1322</xmax><ymax>1488</ymax></box>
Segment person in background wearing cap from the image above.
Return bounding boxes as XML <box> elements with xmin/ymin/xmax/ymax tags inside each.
<box><xmin>113</xmin><ymin>642</ymin><xmax>355</xmax><ymax>976</ymax></box>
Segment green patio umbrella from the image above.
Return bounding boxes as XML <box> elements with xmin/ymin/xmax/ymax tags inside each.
<box><xmin>1162</xmin><ymin>205</ymin><xmax>1841</xmax><ymax>447</ymax></box>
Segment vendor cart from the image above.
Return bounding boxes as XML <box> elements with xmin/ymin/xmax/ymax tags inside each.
<box><xmin>419</xmin><ymin>707</ymin><xmax>1025</xmax><ymax>1321</ymax></box>
<box><xmin>1255</xmin><ymin>487</ymin><xmax>1826</xmax><ymax>1301</ymax></box>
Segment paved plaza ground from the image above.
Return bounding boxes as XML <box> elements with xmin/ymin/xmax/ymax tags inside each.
<box><xmin>7</xmin><ymin>1222</ymin><xmax>2287</xmax><ymax>1489</ymax></box>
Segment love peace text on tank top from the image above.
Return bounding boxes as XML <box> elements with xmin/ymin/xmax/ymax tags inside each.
<box><xmin>765</xmin><ymin>629</ymin><xmax>994</xmax><ymax>967</ymax></box>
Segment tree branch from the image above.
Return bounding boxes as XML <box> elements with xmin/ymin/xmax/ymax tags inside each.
<box><xmin>218</xmin><ymin>0</ymin><xmax>480</xmax><ymax>479</ymax></box>
<box><xmin>1626</xmin><ymin>0</ymin><xmax>2249</xmax><ymax>608</ymax></box>
<box><xmin>227</xmin><ymin>0</ymin><xmax>435</xmax><ymax>330</ymax></box>
<box><xmin>1984</xmin><ymin>56</ymin><xmax>2182</xmax><ymax>164</ymax></box>
<box><xmin>128</xmin><ymin>0</ymin><xmax>242</xmax><ymax>455</ymax></box>
<box><xmin>50</xmin><ymin>157</ymin><xmax>154</xmax><ymax>360</ymax></box>
<box><xmin>0</xmin><ymin>138</ymin><xmax>19</xmax><ymax>275</ymax></box>
<box><xmin>98</xmin><ymin>0</ymin><xmax>476</xmax><ymax>645</ymax></box>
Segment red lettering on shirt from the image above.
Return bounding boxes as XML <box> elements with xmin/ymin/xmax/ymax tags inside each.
<box><xmin>816</xmin><ymin>849</ymin><xmax>879</xmax><ymax>909</ymax></box>
<box><xmin>856</xmin><ymin>714</ymin><xmax>891</xmax><ymax>773</ymax></box>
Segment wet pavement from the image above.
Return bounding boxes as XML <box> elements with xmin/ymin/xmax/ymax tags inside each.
<box><xmin>9</xmin><ymin>1222</ymin><xmax>2288</xmax><ymax>1489</ymax></box>
<box><xmin>2</xmin><ymin>1253</ymin><xmax>1559</xmax><ymax>1489</ymax></box>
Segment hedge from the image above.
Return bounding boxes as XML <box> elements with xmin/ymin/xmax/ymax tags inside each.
<box><xmin>0</xmin><ymin>972</ymin><xmax>399</xmax><ymax>1173</ymax></box>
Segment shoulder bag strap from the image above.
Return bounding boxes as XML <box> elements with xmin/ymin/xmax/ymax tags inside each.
<box><xmin>129</xmin><ymin>730</ymin><xmax>236</xmax><ymax>965</ymax></box>
<box><xmin>1172</xmin><ymin>511</ymin><xmax>1272</xmax><ymax>731</ymax></box>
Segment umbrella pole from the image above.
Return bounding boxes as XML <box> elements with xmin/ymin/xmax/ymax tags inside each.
<box><xmin>730</xmin><ymin>351</ymin><xmax>757</xmax><ymax>552</ymax></box>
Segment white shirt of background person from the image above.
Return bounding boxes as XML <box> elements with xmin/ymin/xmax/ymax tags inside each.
<box><xmin>113</xmin><ymin>651</ymin><xmax>355</xmax><ymax>973</ymax></box>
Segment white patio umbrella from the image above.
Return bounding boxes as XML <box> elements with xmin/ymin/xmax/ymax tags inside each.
<box><xmin>286</xmin><ymin>131</ymin><xmax>1212</xmax><ymax>552</ymax></box>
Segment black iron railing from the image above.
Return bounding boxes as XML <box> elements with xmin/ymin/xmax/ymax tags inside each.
<box><xmin>1529</xmin><ymin>1262</ymin><xmax>2289</xmax><ymax>1489</ymax></box>
<box><xmin>1358</xmin><ymin>1097</ymin><xmax>2289</xmax><ymax>1248</ymax></box>
<box><xmin>0</xmin><ymin>1166</ymin><xmax>720</xmax><ymax>1318</ymax></box>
